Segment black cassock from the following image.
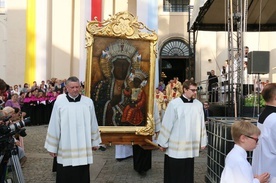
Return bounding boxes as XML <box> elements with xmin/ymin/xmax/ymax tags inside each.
<box><xmin>132</xmin><ymin>145</ymin><xmax>152</xmax><ymax>174</ymax></box>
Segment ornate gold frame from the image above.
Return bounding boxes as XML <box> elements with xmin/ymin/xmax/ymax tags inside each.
<box><xmin>85</xmin><ymin>12</ymin><xmax>158</xmax><ymax>144</ymax></box>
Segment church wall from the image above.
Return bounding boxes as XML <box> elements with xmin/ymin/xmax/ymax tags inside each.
<box><xmin>2</xmin><ymin>0</ymin><xmax>276</xmax><ymax>87</ymax></box>
<box><xmin>5</xmin><ymin>0</ymin><xmax>27</xmax><ymax>85</ymax></box>
<box><xmin>271</xmin><ymin>48</ymin><xmax>276</xmax><ymax>83</ymax></box>
<box><xmin>196</xmin><ymin>31</ymin><xmax>218</xmax><ymax>90</ymax></box>
<box><xmin>157</xmin><ymin>12</ymin><xmax>189</xmax><ymax>47</ymax></box>
<box><xmin>51</xmin><ymin>0</ymin><xmax>74</xmax><ymax>80</ymax></box>
<box><xmin>102</xmin><ymin>0</ymin><xmax>114</xmax><ymax>19</ymax></box>
<box><xmin>0</xmin><ymin>15</ymin><xmax>7</xmax><ymax>80</ymax></box>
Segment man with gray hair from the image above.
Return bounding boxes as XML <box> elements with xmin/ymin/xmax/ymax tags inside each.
<box><xmin>45</xmin><ymin>76</ymin><xmax>101</xmax><ymax>183</ymax></box>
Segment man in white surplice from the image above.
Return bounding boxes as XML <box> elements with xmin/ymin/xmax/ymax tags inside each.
<box><xmin>157</xmin><ymin>80</ymin><xmax>207</xmax><ymax>183</ymax></box>
<box><xmin>252</xmin><ymin>83</ymin><xmax>276</xmax><ymax>183</ymax></box>
<box><xmin>44</xmin><ymin>76</ymin><xmax>101</xmax><ymax>183</ymax></box>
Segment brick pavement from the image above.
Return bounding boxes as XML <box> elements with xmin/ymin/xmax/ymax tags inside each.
<box><xmin>18</xmin><ymin>125</ymin><xmax>208</xmax><ymax>183</ymax></box>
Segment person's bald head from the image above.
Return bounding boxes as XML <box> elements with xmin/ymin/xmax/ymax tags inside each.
<box><xmin>2</xmin><ymin>107</ymin><xmax>15</xmax><ymax>117</ymax></box>
<box><xmin>0</xmin><ymin>110</ymin><xmax>6</xmax><ymax>120</ymax></box>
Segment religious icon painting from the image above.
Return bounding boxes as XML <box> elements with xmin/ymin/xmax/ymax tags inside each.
<box><xmin>85</xmin><ymin>11</ymin><xmax>158</xmax><ymax>138</ymax></box>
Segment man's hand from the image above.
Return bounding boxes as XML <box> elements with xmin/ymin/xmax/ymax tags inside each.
<box><xmin>159</xmin><ymin>146</ymin><xmax>167</xmax><ymax>152</ymax></box>
<box><xmin>15</xmin><ymin>141</ymin><xmax>21</xmax><ymax>146</ymax></box>
<box><xmin>92</xmin><ymin>146</ymin><xmax>99</xmax><ymax>151</ymax></box>
<box><xmin>49</xmin><ymin>152</ymin><xmax>57</xmax><ymax>157</ymax></box>
<box><xmin>255</xmin><ymin>172</ymin><xmax>270</xmax><ymax>183</ymax></box>
<box><xmin>154</xmin><ymin>131</ymin><xmax>160</xmax><ymax>140</ymax></box>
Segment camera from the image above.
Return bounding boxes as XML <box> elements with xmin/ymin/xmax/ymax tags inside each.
<box><xmin>0</xmin><ymin>116</ymin><xmax>30</xmax><ymax>181</ymax></box>
<box><xmin>0</xmin><ymin>117</ymin><xmax>31</xmax><ymax>150</ymax></box>
<box><xmin>7</xmin><ymin>117</ymin><xmax>30</xmax><ymax>133</ymax></box>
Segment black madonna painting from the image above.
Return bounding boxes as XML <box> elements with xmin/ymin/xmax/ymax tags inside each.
<box><xmin>91</xmin><ymin>39</ymin><xmax>149</xmax><ymax>126</ymax></box>
<box><xmin>85</xmin><ymin>12</ymin><xmax>157</xmax><ymax>135</ymax></box>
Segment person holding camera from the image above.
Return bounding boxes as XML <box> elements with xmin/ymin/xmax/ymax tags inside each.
<box><xmin>44</xmin><ymin>76</ymin><xmax>101</xmax><ymax>183</ymax></box>
<box><xmin>1</xmin><ymin>106</ymin><xmax>28</xmax><ymax>170</ymax></box>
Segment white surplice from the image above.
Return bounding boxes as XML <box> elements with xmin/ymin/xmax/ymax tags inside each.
<box><xmin>115</xmin><ymin>145</ymin><xmax>133</xmax><ymax>159</ymax></box>
<box><xmin>252</xmin><ymin>106</ymin><xmax>276</xmax><ymax>181</ymax></box>
<box><xmin>157</xmin><ymin>97</ymin><xmax>207</xmax><ymax>159</ymax></box>
<box><xmin>44</xmin><ymin>94</ymin><xmax>101</xmax><ymax>167</ymax></box>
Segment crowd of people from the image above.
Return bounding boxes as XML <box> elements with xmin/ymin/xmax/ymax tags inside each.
<box><xmin>10</xmin><ymin>76</ymin><xmax>206</xmax><ymax>182</ymax></box>
<box><xmin>207</xmin><ymin>46</ymin><xmax>271</xmax><ymax>103</ymax></box>
<box><xmin>155</xmin><ymin>77</ymin><xmax>189</xmax><ymax>120</ymax></box>
<box><xmin>0</xmin><ymin>78</ymin><xmax>85</xmax><ymax>126</ymax></box>
<box><xmin>1</xmin><ymin>74</ymin><xmax>276</xmax><ymax>183</ymax></box>
<box><xmin>0</xmin><ymin>78</ymin><xmax>84</xmax><ymax>178</ymax></box>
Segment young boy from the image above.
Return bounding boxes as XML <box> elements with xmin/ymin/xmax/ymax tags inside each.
<box><xmin>220</xmin><ymin>121</ymin><xmax>270</xmax><ymax>183</ymax></box>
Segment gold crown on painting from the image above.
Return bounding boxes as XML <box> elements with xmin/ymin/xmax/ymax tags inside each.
<box><xmin>108</xmin><ymin>39</ymin><xmax>137</xmax><ymax>59</ymax></box>
<box><xmin>134</xmin><ymin>69</ymin><xmax>148</xmax><ymax>81</ymax></box>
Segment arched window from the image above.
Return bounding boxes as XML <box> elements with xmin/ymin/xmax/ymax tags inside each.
<box><xmin>161</xmin><ymin>39</ymin><xmax>191</xmax><ymax>57</ymax></box>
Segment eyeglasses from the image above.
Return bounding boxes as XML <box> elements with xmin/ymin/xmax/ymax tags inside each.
<box><xmin>244</xmin><ymin>135</ymin><xmax>259</xmax><ymax>143</ymax></box>
<box><xmin>188</xmin><ymin>89</ymin><xmax>198</xmax><ymax>92</ymax></box>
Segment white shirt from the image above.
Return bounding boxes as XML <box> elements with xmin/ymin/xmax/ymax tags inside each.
<box><xmin>220</xmin><ymin>144</ymin><xmax>260</xmax><ymax>183</ymax></box>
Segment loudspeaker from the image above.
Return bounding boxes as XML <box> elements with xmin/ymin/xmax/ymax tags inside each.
<box><xmin>247</xmin><ymin>51</ymin><xmax>270</xmax><ymax>74</ymax></box>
